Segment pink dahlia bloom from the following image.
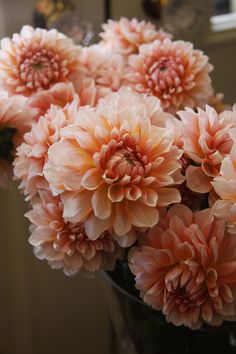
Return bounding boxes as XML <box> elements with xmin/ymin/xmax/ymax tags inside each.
<box><xmin>100</xmin><ymin>17</ymin><xmax>172</xmax><ymax>55</ymax></box>
<box><xmin>44</xmin><ymin>88</ymin><xmax>183</xmax><ymax>246</ymax></box>
<box><xmin>13</xmin><ymin>100</ymin><xmax>79</xmax><ymax>200</ymax></box>
<box><xmin>126</xmin><ymin>38</ymin><xmax>213</xmax><ymax>113</ymax></box>
<box><xmin>178</xmin><ymin>106</ymin><xmax>236</xmax><ymax>193</ymax></box>
<box><xmin>28</xmin><ymin>82</ymin><xmax>78</xmax><ymax>120</ymax></box>
<box><xmin>80</xmin><ymin>44</ymin><xmax>127</xmax><ymax>101</ymax></box>
<box><xmin>212</xmin><ymin>142</ymin><xmax>236</xmax><ymax>232</ymax></box>
<box><xmin>0</xmin><ymin>90</ymin><xmax>35</xmax><ymax>188</ymax></box>
<box><xmin>0</xmin><ymin>25</ymin><xmax>83</xmax><ymax>97</ymax></box>
<box><xmin>26</xmin><ymin>190</ymin><xmax>120</xmax><ymax>276</ymax></box>
<box><xmin>129</xmin><ymin>204</ymin><xmax>236</xmax><ymax>329</ymax></box>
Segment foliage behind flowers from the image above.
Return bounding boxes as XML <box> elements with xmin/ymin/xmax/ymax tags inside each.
<box><xmin>1</xmin><ymin>17</ymin><xmax>236</xmax><ymax>330</ymax></box>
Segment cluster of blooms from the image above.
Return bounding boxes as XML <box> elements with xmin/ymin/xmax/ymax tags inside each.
<box><xmin>1</xmin><ymin>17</ymin><xmax>236</xmax><ymax>330</ymax></box>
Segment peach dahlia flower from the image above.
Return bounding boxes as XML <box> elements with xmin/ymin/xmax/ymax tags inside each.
<box><xmin>126</xmin><ymin>38</ymin><xmax>213</xmax><ymax>113</ymax></box>
<box><xmin>0</xmin><ymin>90</ymin><xmax>35</xmax><ymax>188</ymax></box>
<box><xmin>13</xmin><ymin>99</ymin><xmax>79</xmax><ymax>200</ymax></box>
<box><xmin>129</xmin><ymin>204</ymin><xmax>236</xmax><ymax>329</ymax></box>
<box><xmin>80</xmin><ymin>44</ymin><xmax>127</xmax><ymax>101</ymax></box>
<box><xmin>0</xmin><ymin>26</ymin><xmax>83</xmax><ymax>97</ymax></box>
<box><xmin>212</xmin><ymin>142</ymin><xmax>236</xmax><ymax>232</ymax></box>
<box><xmin>100</xmin><ymin>17</ymin><xmax>172</xmax><ymax>55</ymax></box>
<box><xmin>28</xmin><ymin>82</ymin><xmax>78</xmax><ymax>120</ymax></box>
<box><xmin>178</xmin><ymin>106</ymin><xmax>236</xmax><ymax>193</ymax></box>
<box><xmin>26</xmin><ymin>190</ymin><xmax>120</xmax><ymax>276</ymax></box>
<box><xmin>44</xmin><ymin>88</ymin><xmax>183</xmax><ymax>246</ymax></box>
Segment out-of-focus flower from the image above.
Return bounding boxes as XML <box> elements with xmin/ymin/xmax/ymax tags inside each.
<box><xmin>126</xmin><ymin>38</ymin><xmax>213</xmax><ymax>114</ymax></box>
<box><xmin>0</xmin><ymin>90</ymin><xmax>35</xmax><ymax>188</ymax></box>
<box><xmin>212</xmin><ymin>142</ymin><xmax>236</xmax><ymax>232</ymax></box>
<box><xmin>26</xmin><ymin>190</ymin><xmax>120</xmax><ymax>276</ymax></box>
<box><xmin>129</xmin><ymin>204</ymin><xmax>236</xmax><ymax>329</ymax></box>
<box><xmin>0</xmin><ymin>26</ymin><xmax>83</xmax><ymax>97</ymax></box>
<box><xmin>208</xmin><ymin>93</ymin><xmax>231</xmax><ymax>114</ymax></box>
<box><xmin>44</xmin><ymin>88</ymin><xmax>183</xmax><ymax>246</ymax></box>
<box><xmin>99</xmin><ymin>17</ymin><xmax>172</xmax><ymax>55</ymax></box>
<box><xmin>80</xmin><ymin>44</ymin><xmax>127</xmax><ymax>101</ymax></box>
<box><xmin>178</xmin><ymin>106</ymin><xmax>236</xmax><ymax>193</ymax></box>
<box><xmin>13</xmin><ymin>99</ymin><xmax>79</xmax><ymax>200</ymax></box>
<box><xmin>28</xmin><ymin>82</ymin><xmax>78</xmax><ymax>120</ymax></box>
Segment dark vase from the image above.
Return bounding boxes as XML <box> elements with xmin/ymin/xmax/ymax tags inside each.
<box><xmin>103</xmin><ymin>270</ymin><xmax>236</xmax><ymax>354</ymax></box>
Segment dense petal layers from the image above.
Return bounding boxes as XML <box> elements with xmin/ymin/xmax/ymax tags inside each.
<box><xmin>26</xmin><ymin>190</ymin><xmax>120</xmax><ymax>276</ymax></box>
<box><xmin>0</xmin><ymin>26</ymin><xmax>84</xmax><ymax>97</ymax></box>
<box><xmin>178</xmin><ymin>106</ymin><xmax>236</xmax><ymax>193</ymax></box>
<box><xmin>212</xmin><ymin>142</ymin><xmax>236</xmax><ymax>231</ymax></box>
<box><xmin>13</xmin><ymin>100</ymin><xmax>79</xmax><ymax>199</ymax></box>
<box><xmin>125</xmin><ymin>38</ymin><xmax>213</xmax><ymax>113</ymax></box>
<box><xmin>44</xmin><ymin>88</ymin><xmax>183</xmax><ymax>245</ymax></box>
<box><xmin>129</xmin><ymin>204</ymin><xmax>236</xmax><ymax>329</ymax></box>
<box><xmin>100</xmin><ymin>17</ymin><xmax>172</xmax><ymax>55</ymax></box>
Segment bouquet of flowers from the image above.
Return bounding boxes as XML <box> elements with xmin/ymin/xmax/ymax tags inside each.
<box><xmin>1</xmin><ymin>17</ymin><xmax>236</xmax><ymax>331</ymax></box>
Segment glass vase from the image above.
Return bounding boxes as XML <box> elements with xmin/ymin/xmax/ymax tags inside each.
<box><xmin>103</xmin><ymin>271</ymin><xmax>236</xmax><ymax>354</ymax></box>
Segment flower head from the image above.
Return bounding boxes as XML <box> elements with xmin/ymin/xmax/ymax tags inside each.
<box><xmin>28</xmin><ymin>82</ymin><xmax>78</xmax><ymax>120</ymax></box>
<box><xmin>80</xmin><ymin>44</ymin><xmax>127</xmax><ymax>101</ymax></box>
<box><xmin>26</xmin><ymin>190</ymin><xmax>120</xmax><ymax>276</ymax></box>
<box><xmin>0</xmin><ymin>26</ymin><xmax>83</xmax><ymax>96</ymax></box>
<box><xmin>100</xmin><ymin>17</ymin><xmax>172</xmax><ymax>55</ymax></box>
<box><xmin>13</xmin><ymin>99</ymin><xmax>79</xmax><ymax>199</ymax></box>
<box><xmin>44</xmin><ymin>88</ymin><xmax>183</xmax><ymax>246</ymax></box>
<box><xmin>212</xmin><ymin>142</ymin><xmax>236</xmax><ymax>232</ymax></box>
<box><xmin>129</xmin><ymin>204</ymin><xmax>236</xmax><ymax>329</ymax></box>
<box><xmin>126</xmin><ymin>38</ymin><xmax>213</xmax><ymax>113</ymax></box>
<box><xmin>0</xmin><ymin>90</ymin><xmax>35</xmax><ymax>188</ymax></box>
<box><xmin>178</xmin><ymin>106</ymin><xmax>236</xmax><ymax>193</ymax></box>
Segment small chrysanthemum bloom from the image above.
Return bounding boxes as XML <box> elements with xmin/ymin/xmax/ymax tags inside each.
<box><xmin>13</xmin><ymin>99</ymin><xmax>79</xmax><ymax>200</ymax></box>
<box><xmin>26</xmin><ymin>190</ymin><xmax>120</xmax><ymax>276</ymax></box>
<box><xmin>44</xmin><ymin>88</ymin><xmax>183</xmax><ymax>246</ymax></box>
<box><xmin>178</xmin><ymin>105</ymin><xmax>236</xmax><ymax>193</ymax></box>
<box><xmin>125</xmin><ymin>38</ymin><xmax>213</xmax><ymax>113</ymax></box>
<box><xmin>0</xmin><ymin>25</ymin><xmax>83</xmax><ymax>97</ymax></box>
<box><xmin>129</xmin><ymin>204</ymin><xmax>236</xmax><ymax>329</ymax></box>
<box><xmin>212</xmin><ymin>142</ymin><xmax>236</xmax><ymax>233</ymax></box>
<box><xmin>0</xmin><ymin>90</ymin><xmax>35</xmax><ymax>188</ymax></box>
<box><xmin>100</xmin><ymin>17</ymin><xmax>172</xmax><ymax>55</ymax></box>
<box><xmin>28</xmin><ymin>82</ymin><xmax>78</xmax><ymax>120</ymax></box>
<box><xmin>80</xmin><ymin>44</ymin><xmax>127</xmax><ymax>101</ymax></box>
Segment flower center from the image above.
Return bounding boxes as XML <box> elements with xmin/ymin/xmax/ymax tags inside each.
<box><xmin>147</xmin><ymin>55</ymin><xmax>185</xmax><ymax>98</ymax></box>
<box><xmin>0</xmin><ymin>126</ymin><xmax>17</xmax><ymax>162</ymax></box>
<box><xmin>19</xmin><ymin>48</ymin><xmax>65</xmax><ymax>92</ymax></box>
<box><xmin>105</xmin><ymin>147</ymin><xmax>146</xmax><ymax>181</ymax></box>
<box><xmin>164</xmin><ymin>265</ymin><xmax>208</xmax><ymax>315</ymax></box>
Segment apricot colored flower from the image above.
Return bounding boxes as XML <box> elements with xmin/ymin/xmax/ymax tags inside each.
<box><xmin>178</xmin><ymin>106</ymin><xmax>236</xmax><ymax>193</ymax></box>
<box><xmin>0</xmin><ymin>90</ymin><xmax>35</xmax><ymax>188</ymax></box>
<box><xmin>80</xmin><ymin>44</ymin><xmax>127</xmax><ymax>101</ymax></box>
<box><xmin>26</xmin><ymin>190</ymin><xmax>120</xmax><ymax>276</ymax></box>
<box><xmin>126</xmin><ymin>38</ymin><xmax>213</xmax><ymax>113</ymax></box>
<box><xmin>212</xmin><ymin>142</ymin><xmax>236</xmax><ymax>232</ymax></box>
<box><xmin>28</xmin><ymin>82</ymin><xmax>78</xmax><ymax>120</ymax></box>
<box><xmin>100</xmin><ymin>17</ymin><xmax>172</xmax><ymax>55</ymax></box>
<box><xmin>0</xmin><ymin>25</ymin><xmax>83</xmax><ymax>97</ymax></box>
<box><xmin>129</xmin><ymin>204</ymin><xmax>236</xmax><ymax>329</ymax></box>
<box><xmin>44</xmin><ymin>88</ymin><xmax>183</xmax><ymax>246</ymax></box>
<box><xmin>13</xmin><ymin>100</ymin><xmax>79</xmax><ymax>199</ymax></box>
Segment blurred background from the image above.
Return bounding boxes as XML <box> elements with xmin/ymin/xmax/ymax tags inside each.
<box><xmin>1</xmin><ymin>1</ymin><xmax>236</xmax><ymax>353</ymax></box>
